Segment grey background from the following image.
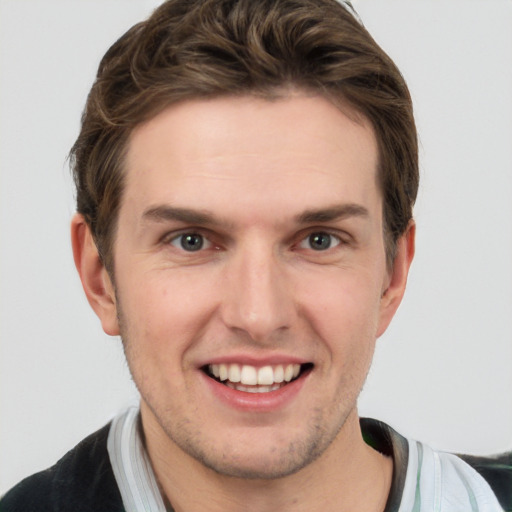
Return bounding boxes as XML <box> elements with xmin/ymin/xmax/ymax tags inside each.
<box><xmin>1</xmin><ymin>0</ymin><xmax>511</xmax><ymax>494</ymax></box>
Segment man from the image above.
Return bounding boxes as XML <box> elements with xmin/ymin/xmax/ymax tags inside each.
<box><xmin>1</xmin><ymin>0</ymin><xmax>510</xmax><ymax>510</ymax></box>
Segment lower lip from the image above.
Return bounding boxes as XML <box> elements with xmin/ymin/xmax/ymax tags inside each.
<box><xmin>200</xmin><ymin>370</ymin><xmax>310</xmax><ymax>412</ymax></box>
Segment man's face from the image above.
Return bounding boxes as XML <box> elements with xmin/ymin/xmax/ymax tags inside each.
<box><xmin>107</xmin><ymin>94</ymin><xmax>400</xmax><ymax>478</ymax></box>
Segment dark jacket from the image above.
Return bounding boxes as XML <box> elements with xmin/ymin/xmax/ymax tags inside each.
<box><xmin>0</xmin><ymin>425</ymin><xmax>124</xmax><ymax>512</ymax></box>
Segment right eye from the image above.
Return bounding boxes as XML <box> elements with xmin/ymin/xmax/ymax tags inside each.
<box><xmin>169</xmin><ymin>233</ymin><xmax>212</xmax><ymax>252</ymax></box>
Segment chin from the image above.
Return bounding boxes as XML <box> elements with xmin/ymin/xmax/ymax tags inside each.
<box><xmin>194</xmin><ymin>445</ymin><xmax>323</xmax><ymax>480</ymax></box>
<box><xmin>172</xmin><ymin>419</ymin><xmax>339</xmax><ymax>481</ymax></box>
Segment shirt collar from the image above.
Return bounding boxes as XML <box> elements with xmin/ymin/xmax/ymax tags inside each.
<box><xmin>107</xmin><ymin>405</ymin><xmax>168</xmax><ymax>512</ymax></box>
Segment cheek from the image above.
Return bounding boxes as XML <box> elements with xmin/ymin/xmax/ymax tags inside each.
<box><xmin>300</xmin><ymin>270</ymin><xmax>383</xmax><ymax>354</ymax></box>
<box><xmin>116</xmin><ymin>269</ymin><xmax>219</xmax><ymax>360</ymax></box>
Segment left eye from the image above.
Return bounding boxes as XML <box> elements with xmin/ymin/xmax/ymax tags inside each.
<box><xmin>299</xmin><ymin>232</ymin><xmax>341</xmax><ymax>251</ymax></box>
<box><xmin>170</xmin><ymin>233</ymin><xmax>211</xmax><ymax>252</ymax></box>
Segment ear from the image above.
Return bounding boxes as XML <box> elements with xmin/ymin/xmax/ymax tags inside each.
<box><xmin>71</xmin><ymin>213</ymin><xmax>120</xmax><ymax>336</ymax></box>
<box><xmin>376</xmin><ymin>221</ymin><xmax>415</xmax><ymax>338</ymax></box>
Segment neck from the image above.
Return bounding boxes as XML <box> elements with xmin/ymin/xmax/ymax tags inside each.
<box><xmin>142</xmin><ymin>406</ymin><xmax>392</xmax><ymax>512</ymax></box>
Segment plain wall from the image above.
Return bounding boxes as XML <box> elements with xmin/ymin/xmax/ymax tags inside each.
<box><xmin>1</xmin><ymin>0</ymin><xmax>511</xmax><ymax>494</ymax></box>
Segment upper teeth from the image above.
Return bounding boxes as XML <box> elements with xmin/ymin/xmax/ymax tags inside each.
<box><xmin>209</xmin><ymin>363</ymin><xmax>301</xmax><ymax>386</ymax></box>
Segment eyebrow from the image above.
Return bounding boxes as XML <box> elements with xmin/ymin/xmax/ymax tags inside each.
<box><xmin>141</xmin><ymin>203</ymin><xmax>369</xmax><ymax>227</ymax></box>
<box><xmin>295</xmin><ymin>204</ymin><xmax>369</xmax><ymax>224</ymax></box>
<box><xmin>142</xmin><ymin>206</ymin><xmax>220</xmax><ymax>226</ymax></box>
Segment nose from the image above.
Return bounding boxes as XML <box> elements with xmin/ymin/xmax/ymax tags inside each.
<box><xmin>220</xmin><ymin>242</ymin><xmax>296</xmax><ymax>343</ymax></box>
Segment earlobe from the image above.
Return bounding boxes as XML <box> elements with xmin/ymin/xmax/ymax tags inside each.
<box><xmin>71</xmin><ymin>213</ymin><xmax>120</xmax><ymax>336</ymax></box>
<box><xmin>376</xmin><ymin>221</ymin><xmax>415</xmax><ymax>338</ymax></box>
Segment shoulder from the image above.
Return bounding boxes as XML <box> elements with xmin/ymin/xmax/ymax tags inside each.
<box><xmin>411</xmin><ymin>441</ymin><xmax>512</xmax><ymax>512</ymax></box>
<box><xmin>0</xmin><ymin>423</ymin><xmax>125</xmax><ymax>512</ymax></box>
<box><xmin>459</xmin><ymin>452</ymin><xmax>512</xmax><ymax>511</ymax></box>
<box><xmin>361</xmin><ymin>418</ymin><xmax>511</xmax><ymax>511</ymax></box>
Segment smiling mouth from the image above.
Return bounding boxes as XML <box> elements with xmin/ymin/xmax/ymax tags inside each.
<box><xmin>203</xmin><ymin>363</ymin><xmax>313</xmax><ymax>393</ymax></box>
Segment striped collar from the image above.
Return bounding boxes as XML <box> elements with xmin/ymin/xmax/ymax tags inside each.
<box><xmin>361</xmin><ymin>418</ymin><xmax>505</xmax><ymax>512</ymax></box>
<box><xmin>397</xmin><ymin>440</ymin><xmax>503</xmax><ymax>511</ymax></box>
<box><xmin>107</xmin><ymin>406</ymin><xmax>167</xmax><ymax>512</ymax></box>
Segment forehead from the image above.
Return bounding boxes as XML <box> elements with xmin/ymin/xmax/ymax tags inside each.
<box><xmin>123</xmin><ymin>94</ymin><xmax>380</xmax><ymax>220</ymax></box>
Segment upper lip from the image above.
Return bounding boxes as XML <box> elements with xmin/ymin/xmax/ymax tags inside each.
<box><xmin>197</xmin><ymin>354</ymin><xmax>311</xmax><ymax>368</ymax></box>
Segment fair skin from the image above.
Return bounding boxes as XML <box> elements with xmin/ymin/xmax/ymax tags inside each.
<box><xmin>72</xmin><ymin>94</ymin><xmax>414</xmax><ymax>512</ymax></box>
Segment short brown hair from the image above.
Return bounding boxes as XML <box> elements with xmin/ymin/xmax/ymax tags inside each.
<box><xmin>71</xmin><ymin>0</ymin><xmax>418</xmax><ymax>273</ymax></box>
